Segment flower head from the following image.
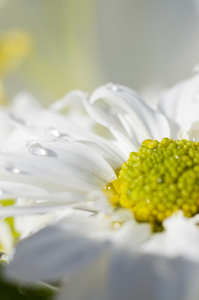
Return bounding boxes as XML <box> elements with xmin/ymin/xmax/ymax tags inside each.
<box><xmin>3</xmin><ymin>75</ymin><xmax>199</xmax><ymax>300</ymax></box>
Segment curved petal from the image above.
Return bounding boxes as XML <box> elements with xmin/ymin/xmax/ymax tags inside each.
<box><xmin>83</xmin><ymin>84</ymin><xmax>170</xmax><ymax>149</ymax></box>
<box><xmin>50</xmin><ymin>90</ymin><xmax>87</xmax><ymax>112</ymax></box>
<box><xmin>158</xmin><ymin>75</ymin><xmax>199</xmax><ymax>138</ymax></box>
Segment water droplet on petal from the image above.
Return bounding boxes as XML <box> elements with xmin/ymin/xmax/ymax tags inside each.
<box><xmin>112</xmin><ymin>222</ymin><xmax>121</xmax><ymax>229</ymax></box>
<box><xmin>45</xmin><ymin>127</ymin><xmax>61</xmax><ymax>138</ymax></box>
<box><xmin>29</xmin><ymin>143</ymin><xmax>47</xmax><ymax>156</ymax></box>
<box><xmin>0</xmin><ymin>252</ymin><xmax>9</xmax><ymax>262</ymax></box>
<box><xmin>106</xmin><ymin>83</ymin><xmax>119</xmax><ymax>91</ymax></box>
<box><xmin>5</xmin><ymin>163</ymin><xmax>22</xmax><ymax>174</ymax></box>
<box><xmin>26</xmin><ymin>140</ymin><xmax>36</xmax><ymax>148</ymax></box>
<box><xmin>106</xmin><ymin>83</ymin><xmax>124</xmax><ymax>92</ymax></box>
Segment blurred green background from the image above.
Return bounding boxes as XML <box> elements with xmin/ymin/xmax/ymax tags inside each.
<box><xmin>0</xmin><ymin>0</ymin><xmax>199</xmax><ymax>104</ymax></box>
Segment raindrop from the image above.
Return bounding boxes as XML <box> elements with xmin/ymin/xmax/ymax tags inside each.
<box><xmin>0</xmin><ymin>252</ymin><xmax>9</xmax><ymax>262</ymax></box>
<box><xmin>106</xmin><ymin>83</ymin><xmax>118</xmax><ymax>91</ymax></box>
<box><xmin>45</xmin><ymin>127</ymin><xmax>73</xmax><ymax>141</ymax></box>
<box><xmin>29</xmin><ymin>143</ymin><xmax>47</xmax><ymax>156</ymax></box>
<box><xmin>5</xmin><ymin>163</ymin><xmax>22</xmax><ymax>174</ymax></box>
<box><xmin>106</xmin><ymin>83</ymin><xmax>123</xmax><ymax>92</ymax></box>
<box><xmin>26</xmin><ymin>140</ymin><xmax>36</xmax><ymax>148</ymax></box>
<box><xmin>113</xmin><ymin>222</ymin><xmax>121</xmax><ymax>229</ymax></box>
<box><xmin>45</xmin><ymin>127</ymin><xmax>61</xmax><ymax>138</ymax></box>
<box><xmin>60</xmin><ymin>133</ymin><xmax>73</xmax><ymax>141</ymax></box>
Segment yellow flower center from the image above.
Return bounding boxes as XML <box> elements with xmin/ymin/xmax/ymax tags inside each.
<box><xmin>104</xmin><ymin>138</ymin><xmax>199</xmax><ymax>230</ymax></box>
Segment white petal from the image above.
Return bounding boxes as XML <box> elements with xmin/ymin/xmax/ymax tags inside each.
<box><xmin>158</xmin><ymin>75</ymin><xmax>199</xmax><ymax>138</ymax></box>
<box><xmin>109</xmin><ymin>249</ymin><xmax>199</xmax><ymax>300</ymax></box>
<box><xmin>50</xmin><ymin>90</ymin><xmax>87</xmax><ymax>112</ymax></box>
<box><xmin>83</xmin><ymin>84</ymin><xmax>170</xmax><ymax>148</ymax></box>
<box><xmin>57</xmin><ymin>252</ymin><xmax>110</xmax><ymax>300</ymax></box>
<box><xmin>74</xmin><ymin>139</ymin><xmax>125</xmax><ymax>169</ymax></box>
<box><xmin>186</xmin><ymin>121</ymin><xmax>199</xmax><ymax>142</ymax></box>
<box><xmin>0</xmin><ymin>203</ymin><xmax>74</xmax><ymax>216</ymax></box>
<box><xmin>0</xmin><ymin>180</ymin><xmax>84</xmax><ymax>203</ymax></box>
<box><xmin>6</xmin><ymin>225</ymin><xmax>111</xmax><ymax>282</ymax></box>
<box><xmin>0</xmin><ymin>141</ymin><xmax>116</xmax><ymax>198</ymax></box>
<box><xmin>142</xmin><ymin>213</ymin><xmax>199</xmax><ymax>262</ymax></box>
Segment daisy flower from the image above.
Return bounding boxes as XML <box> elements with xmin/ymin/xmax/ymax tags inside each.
<box><xmin>3</xmin><ymin>75</ymin><xmax>199</xmax><ymax>300</ymax></box>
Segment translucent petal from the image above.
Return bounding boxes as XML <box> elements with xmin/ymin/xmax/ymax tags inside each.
<box><xmin>6</xmin><ymin>225</ymin><xmax>111</xmax><ymax>282</ymax></box>
<box><xmin>83</xmin><ymin>84</ymin><xmax>170</xmax><ymax>148</ymax></box>
<box><xmin>158</xmin><ymin>75</ymin><xmax>199</xmax><ymax>138</ymax></box>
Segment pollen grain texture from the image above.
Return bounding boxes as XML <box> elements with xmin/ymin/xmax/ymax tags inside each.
<box><xmin>105</xmin><ymin>138</ymin><xmax>199</xmax><ymax>229</ymax></box>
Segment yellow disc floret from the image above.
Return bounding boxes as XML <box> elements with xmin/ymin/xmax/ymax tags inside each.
<box><xmin>105</xmin><ymin>138</ymin><xmax>199</xmax><ymax>228</ymax></box>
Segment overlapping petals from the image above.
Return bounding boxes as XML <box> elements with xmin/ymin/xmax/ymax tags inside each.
<box><xmin>2</xmin><ymin>75</ymin><xmax>199</xmax><ymax>300</ymax></box>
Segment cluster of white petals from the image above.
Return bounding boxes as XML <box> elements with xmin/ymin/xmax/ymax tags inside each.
<box><xmin>1</xmin><ymin>75</ymin><xmax>199</xmax><ymax>300</ymax></box>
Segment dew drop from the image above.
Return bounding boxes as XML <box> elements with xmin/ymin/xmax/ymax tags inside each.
<box><xmin>106</xmin><ymin>83</ymin><xmax>124</xmax><ymax>92</ymax></box>
<box><xmin>0</xmin><ymin>252</ymin><xmax>9</xmax><ymax>262</ymax></box>
<box><xmin>106</xmin><ymin>83</ymin><xmax>119</xmax><ymax>91</ymax></box>
<box><xmin>45</xmin><ymin>126</ymin><xmax>61</xmax><ymax>138</ymax></box>
<box><xmin>113</xmin><ymin>222</ymin><xmax>121</xmax><ymax>229</ymax></box>
<box><xmin>29</xmin><ymin>143</ymin><xmax>47</xmax><ymax>156</ymax></box>
<box><xmin>5</xmin><ymin>163</ymin><xmax>22</xmax><ymax>174</ymax></box>
<box><xmin>26</xmin><ymin>140</ymin><xmax>36</xmax><ymax>148</ymax></box>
